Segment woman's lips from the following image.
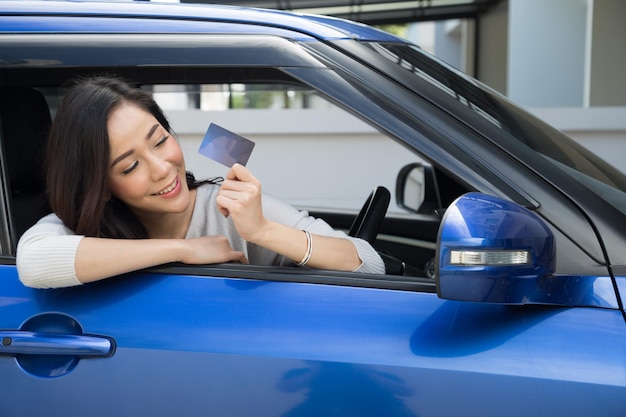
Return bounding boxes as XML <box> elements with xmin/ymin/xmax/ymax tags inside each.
<box><xmin>153</xmin><ymin>176</ymin><xmax>180</xmax><ymax>197</ymax></box>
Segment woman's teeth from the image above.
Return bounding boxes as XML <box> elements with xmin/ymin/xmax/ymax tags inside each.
<box><xmin>156</xmin><ymin>178</ymin><xmax>177</xmax><ymax>195</ymax></box>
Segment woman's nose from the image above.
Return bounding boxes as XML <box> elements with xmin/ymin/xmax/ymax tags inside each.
<box><xmin>149</xmin><ymin>153</ymin><xmax>170</xmax><ymax>180</ymax></box>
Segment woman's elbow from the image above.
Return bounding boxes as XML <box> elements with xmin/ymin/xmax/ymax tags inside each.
<box><xmin>16</xmin><ymin>249</ymin><xmax>81</xmax><ymax>289</ymax></box>
<box><xmin>16</xmin><ymin>261</ymin><xmax>47</xmax><ymax>288</ymax></box>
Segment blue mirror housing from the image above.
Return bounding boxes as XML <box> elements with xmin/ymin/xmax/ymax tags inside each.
<box><xmin>436</xmin><ymin>193</ymin><xmax>556</xmax><ymax>304</ymax></box>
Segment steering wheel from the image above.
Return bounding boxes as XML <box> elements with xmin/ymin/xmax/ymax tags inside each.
<box><xmin>349</xmin><ymin>186</ymin><xmax>412</xmax><ymax>276</ymax></box>
<box><xmin>348</xmin><ymin>186</ymin><xmax>390</xmax><ymax>244</ymax></box>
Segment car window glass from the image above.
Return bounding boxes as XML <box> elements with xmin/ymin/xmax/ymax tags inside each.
<box><xmin>547</xmin><ymin>157</ymin><xmax>626</xmax><ymax>214</ymax></box>
<box><xmin>365</xmin><ymin>41</ymin><xmax>626</xmax><ymax>213</ymax></box>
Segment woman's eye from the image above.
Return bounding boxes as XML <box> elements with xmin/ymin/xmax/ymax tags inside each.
<box><xmin>155</xmin><ymin>134</ymin><xmax>169</xmax><ymax>147</ymax></box>
<box><xmin>122</xmin><ymin>161</ymin><xmax>138</xmax><ymax>175</ymax></box>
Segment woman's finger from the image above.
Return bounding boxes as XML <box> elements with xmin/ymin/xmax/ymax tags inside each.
<box><xmin>226</xmin><ymin>163</ymin><xmax>260</xmax><ymax>185</ymax></box>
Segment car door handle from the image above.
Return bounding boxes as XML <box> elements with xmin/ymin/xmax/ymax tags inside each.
<box><xmin>0</xmin><ymin>331</ymin><xmax>114</xmax><ymax>357</ymax></box>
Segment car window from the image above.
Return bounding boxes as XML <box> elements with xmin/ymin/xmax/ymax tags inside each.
<box><xmin>0</xmin><ymin>34</ymin><xmax>461</xmax><ymax>277</ymax></box>
<box><xmin>0</xmin><ymin>74</ymin><xmax>443</xmax><ymax>277</ymax></box>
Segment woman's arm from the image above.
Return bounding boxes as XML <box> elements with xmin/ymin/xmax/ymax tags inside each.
<box><xmin>17</xmin><ymin>214</ymin><xmax>247</xmax><ymax>288</ymax></box>
<box><xmin>75</xmin><ymin>235</ymin><xmax>247</xmax><ymax>283</ymax></box>
<box><xmin>216</xmin><ymin>164</ymin><xmax>383</xmax><ymax>273</ymax></box>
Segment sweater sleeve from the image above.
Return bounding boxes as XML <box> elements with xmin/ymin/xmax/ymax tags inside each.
<box><xmin>16</xmin><ymin>213</ymin><xmax>84</xmax><ymax>289</ymax></box>
<box><xmin>261</xmin><ymin>194</ymin><xmax>385</xmax><ymax>274</ymax></box>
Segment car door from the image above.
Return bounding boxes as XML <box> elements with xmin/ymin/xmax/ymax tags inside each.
<box><xmin>2</xmin><ymin>260</ymin><xmax>625</xmax><ymax>416</ymax></box>
<box><xmin>1</xmin><ymin>18</ymin><xmax>626</xmax><ymax>417</ymax></box>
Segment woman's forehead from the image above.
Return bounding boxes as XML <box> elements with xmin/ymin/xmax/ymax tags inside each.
<box><xmin>108</xmin><ymin>102</ymin><xmax>159</xmax><ymax>141</ymax></box>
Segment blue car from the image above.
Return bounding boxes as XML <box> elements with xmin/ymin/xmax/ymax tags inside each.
<box><xmin>1</xmin><ymin>1</ymin><xmax>625</xmax><ymax>416</ymax></box>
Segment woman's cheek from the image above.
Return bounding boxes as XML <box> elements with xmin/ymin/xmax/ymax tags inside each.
<box><xmin>108</xmin><ymin>175</ymin><xmax>147</xmax><ymax>201</ymax></box>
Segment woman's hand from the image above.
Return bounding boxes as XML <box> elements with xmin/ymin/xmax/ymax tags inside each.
<box><xmin>215</xmin><ymin>163</ymin><xmax>269</xmax><ymax>242</ymax></box>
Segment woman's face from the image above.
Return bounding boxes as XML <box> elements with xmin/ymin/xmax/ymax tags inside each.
<box><xmin>107</xmin><ymin>102</ymin><xmax>191</xmax><ymax>217</ymax></box>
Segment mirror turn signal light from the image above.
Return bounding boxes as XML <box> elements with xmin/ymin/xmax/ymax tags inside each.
<box><xmin>449</xmin><ymin>250</ymin><xmax>529</xmax><ymax>266</ymax></box>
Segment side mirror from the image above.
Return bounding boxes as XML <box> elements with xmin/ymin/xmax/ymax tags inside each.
<box><xmin>396</xmin><ymin>163</ymin><xmax>442</xmax><ymax>214</ymax></box>
<box><xmin>436</xmin><ymin>193</ymin><xmax>556</xmax><ymax>304</ymax></box>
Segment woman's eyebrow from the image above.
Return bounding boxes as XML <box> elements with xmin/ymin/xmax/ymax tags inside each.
<box><xmin>110</xmin><ymin>150</ymin><xmax>133</xmax><ymax>168</ymax></box>
<box><xmin>110</xmin><ymin>124</ymin><xmax>160</xmax><ymax>168</ymax></box>
<box><xmin>146</xmin><ymin>123</ymin><xmax>159</xmax><ymax>140</ymax></box>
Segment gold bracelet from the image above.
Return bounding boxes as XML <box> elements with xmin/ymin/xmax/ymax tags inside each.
<box><xmin>296</xmin><ymin>230</ymin><xmax>313</xmax><ymax>266</ymax></box>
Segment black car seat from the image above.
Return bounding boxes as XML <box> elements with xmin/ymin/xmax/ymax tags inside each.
<box><xmin>0</xmin><ymin>86</ymin><xmax>52</xmax><ymax>253</ymax></box>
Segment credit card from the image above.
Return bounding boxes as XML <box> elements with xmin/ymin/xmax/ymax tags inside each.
<box><xmin>198</xmin><ymin>123</ymin><xmax>255</xmax><ymax>167</ymax></box>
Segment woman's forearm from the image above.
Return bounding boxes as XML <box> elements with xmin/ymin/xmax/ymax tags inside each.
<box><xmin>75</xmin><ymin>237</ymin><xmax>183</xmax><ymax>283</ymax></box>
<box><xmin>249</xmin><ymin>221</ymin><xmax>362</xmax><ymax>271</ymax></box>
<box><xmin>76</xmin><ymin>235</ymin><xmax>248</xmax><ymax>283</ymax></box>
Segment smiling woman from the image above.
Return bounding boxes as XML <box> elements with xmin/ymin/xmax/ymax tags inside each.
<box><xmin>15</xmin><ymin>75</ymin><xmax>384</xmax><ymax>289</ymax></box>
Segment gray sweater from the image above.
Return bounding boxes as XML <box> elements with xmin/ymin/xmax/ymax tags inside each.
<box><xmin>17</xmin><ymin>184</ymin><xmax>384</xmax><ymax>288</ymax></box>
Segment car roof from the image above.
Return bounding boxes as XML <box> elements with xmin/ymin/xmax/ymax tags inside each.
<box><xmin>0</xmin><ymin>0</ymin><xmax>407</xmax><ymax>43</ymax></box>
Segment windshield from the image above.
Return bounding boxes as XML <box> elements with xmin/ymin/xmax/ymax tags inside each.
<box><xmin>363</xmin><ymin>41</ymin><xmax>626</xmax><ymax>215</ymax></box>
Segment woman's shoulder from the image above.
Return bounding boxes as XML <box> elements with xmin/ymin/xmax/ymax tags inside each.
<box><xmin>19</xmin><ymin>213</ymin><xmax>75</xmax><ymax>240</ymax></box>
<box><xmin>30</xmin><ymin>212</ymin><xmax>68</xmax><ymax>230</ymax></box>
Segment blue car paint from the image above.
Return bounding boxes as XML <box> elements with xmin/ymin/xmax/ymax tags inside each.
<box><xmin>1</xmin><ymin>264</ymin><xmax>625</xmax><ymax>415</ymax></box>
<box><xmin>0</xmin><ymin>0</ymin><xmax>400</xmax><ymax>42</ymax></box>
<box><xmin>0</xmin><ymin>16</ymin><xmax>320</xmax><ymax>41</ymax></box>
